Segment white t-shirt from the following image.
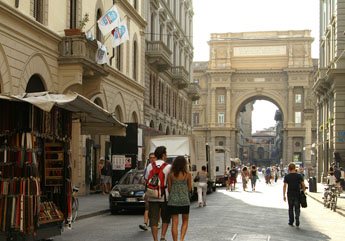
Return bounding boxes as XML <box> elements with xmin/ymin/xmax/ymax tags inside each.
<box><xmin>144</xmin><ymin>160</ymin><xmax>171</xmax><ymax>202</ymax></box>
<box><xmin>328</xmin><ymin>175</ymin><xmax>336</xmax><ymax>185</ymax></box>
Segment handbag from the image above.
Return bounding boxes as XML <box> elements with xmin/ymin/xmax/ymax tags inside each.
<box><xmin>193</xmin><ymin>172</ymin><xmax>200</xmax><ymax>182</ymax></box>
<box><xmin>300</xmin><ymin>191</ymin><xmax>307</xmax><ymax>208</ymax></box>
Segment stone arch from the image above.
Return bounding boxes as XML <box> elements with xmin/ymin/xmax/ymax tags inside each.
<box><xmin>150</xmin><ymin>120</ymin><xmax>155</xmax><ymax>128</ymax></box>
<box><xmin>159</xmin><ymin>123</ymin><xmax>163</xmax><ymax>132</ymax></box>
<box><xmin>128</xmin><ymin>99</ymin><xmax>141</xmax><ymax>124</ymax></box>
<box><xmin>20</xmin><ymin>53</ymin><xmax>53</xmax><ymax>94</ymax></box>
<box><xmin>90</xmin><ymin>91</ymin><xmax>108</xmax><ymax>110</ymax></box>
<box><xmin>0</xmin><ymin>44</ymin><xmax>12</xmax><ymax>94</ymax></box>
<box><xmin>114</xmin><ymin>105</ymin><xmax>124</xmax><ymax>122</ymax></box>
<box><xmin>26</xmin><ymin>74</ymin><xmax>46</xmax><ymax>92</ymax></box>
<box><xmin>231</xmin><ymin>90</ymin><xmax>287</xmax><ymax>126</ymax></box>
<box><xmin>166</xmin><ymin>126</ymin><xmax>170</xmax><ymax>135</ymax></box>
<box><xmin>112</xmin><ymin>92</ymin><xmax>127</xmax><ymax>122</ymax></box>
<box><xmin>130</xmin><ymin>111</ymin><xmax>139</xmax><ymax>123</ymax></box>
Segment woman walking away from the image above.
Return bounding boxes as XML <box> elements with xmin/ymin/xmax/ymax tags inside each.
<box><xmin>241</xmin><ymin>166</ymin><xmax>249</xmax><ymax>191</ymax></box>
<box><xmin>197</xmin><ymin>166</ymin><xmax>208</xmax><ymax>207</ymax></box>
<box><xmin>250</xmin><ymin>165</ymin><xmax>258</xmax><ymax>192</ymax></box>
<box><xmin>167</xmin><ymin>156</ymin><xmax>192</xmax><ymax>241</ymax></box>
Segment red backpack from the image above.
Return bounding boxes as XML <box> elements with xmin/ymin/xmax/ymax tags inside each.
<box><xmin>146</xmin><ymin>162</ymin><xmax>168</xmax><ymax>199</ymax></box>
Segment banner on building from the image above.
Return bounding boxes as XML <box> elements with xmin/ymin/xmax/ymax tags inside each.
<box><xmin>96</xmin><ymin>41</ymin><xmax>109</xmax><ymax>65</ymax></box>
<box><xmin>112</xmin><ymin>155</ymin><xmax>126</xmax><ymax>170</ymax></box>
<box><xmin>111</xmin><ymin>20</ymin><xmax>129</xmax><ymax>48</ymax></box>
<box><xmin>97</xmin><ymin>5</ymin><xmax>121</xmax><ymax>36</ymax></box>
<box><xmin>86</xmin><ymin>30</ymin><xmax>94</xmax><ymax>41</ymax></box>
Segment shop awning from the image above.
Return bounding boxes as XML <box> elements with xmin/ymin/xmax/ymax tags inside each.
<box><xmin>0</xmin><ymin>92</ymin><xmax>127</xmax><ymax>136</ymax></box>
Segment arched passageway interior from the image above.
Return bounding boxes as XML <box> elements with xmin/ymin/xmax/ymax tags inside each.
<box><xmin>26</xmin><ymin>74</ymin><xmax>46</xmax><ymax>93</ymax></box>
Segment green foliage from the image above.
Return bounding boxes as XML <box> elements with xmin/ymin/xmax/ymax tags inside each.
<box><xmin>78</xmin><ymin>13</ymin><xmax>89</xmax><ymax>30</ymax></box>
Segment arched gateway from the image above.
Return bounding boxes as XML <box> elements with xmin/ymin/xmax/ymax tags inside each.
<box><xmin>192</xmin><ymin>30</ymin><xmax>317</xmax><ymax>167</ymax></box>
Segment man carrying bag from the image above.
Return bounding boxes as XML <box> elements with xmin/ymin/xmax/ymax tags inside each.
<box><xmin>283</xmin><ymin>162</ymin><xmax>306</xmax><ymax>227</ymax></box>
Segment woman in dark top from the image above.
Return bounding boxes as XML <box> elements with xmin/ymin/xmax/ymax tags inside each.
<box><xmin>168</xmin><ymin>156</ymin><xmax>192</xmax><ymax>241</ymax></box>
<box><xmin>249</xmin><ymin>165</ymin><xmax>258</xmax><ymax>192</ymax></box>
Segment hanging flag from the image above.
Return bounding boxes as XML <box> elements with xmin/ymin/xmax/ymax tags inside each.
<box><xmin>95</xmin><ymin>41</ymin><xmax>109</xmax><ymax>65</ymax></box>
<box><xmin>86</xmin><ymin>30</ymin><xmax>94</xmax><ymax>41</ymax></box>
<box><xmin>97</xmin><ymin>5</ymin><xmax>121</xmax><ymax>36</ymax></box>
<box><xmin>111</xmin><ymin>20</ymin><xmax>129</xmax><ymax>47</ymax></box>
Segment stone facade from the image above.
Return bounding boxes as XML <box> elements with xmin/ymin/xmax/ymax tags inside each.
<box><xmin>0</xmin><ymin>0</ymin><xmax>146</xmax><ymax>194</ymax></box>
<box><xmin>192</xmin><ymin>30</ymin><xmax>317</xmax><ymax>167</ymax></box>
<box><xmin>143</xmin><ymin>0</ymin><xmax>196</xmax><ymax>136</ymax></box>
<box><xmin>313</xmin><ymin>0</ymin><xmax>345</xmax><ymax>182</ymax></box>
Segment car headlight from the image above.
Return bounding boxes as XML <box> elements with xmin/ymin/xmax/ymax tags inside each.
<box><xmin>110</xmin><ymin>190</ymin><xmax>121</xmax><ymax>197</ymax></box>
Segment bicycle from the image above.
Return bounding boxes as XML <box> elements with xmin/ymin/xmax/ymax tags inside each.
<box><xmin>71</xmin><ymin>186</ymin><xmax>79</xmax><ymax>222</ymax></box>
<box><xmin>323</xmin><ymin>185</ymin><xmax>338</xmax><ymax>211</ymax></box>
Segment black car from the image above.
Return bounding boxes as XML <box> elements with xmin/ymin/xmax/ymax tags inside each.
<box><xmin>109</xmin><ymin>169</ymin><xmax>145</xmax><ymax>214</ymax></box>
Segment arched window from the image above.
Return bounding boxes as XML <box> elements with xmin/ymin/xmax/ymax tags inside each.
<box><xmin>159</xmin><ymin>124</ymin><xmax>163</xmax><ymax>132</ymax></box>
<box><xmin>33</xmin><ymin>0</ymin><xmax>43</xmax><ymax>23</ymax></box>
<box><xmin>96</xmin><ymin>9</ymin><xmax>102</xmax><ymax>41</ymax></box>
<box><xmin>131</xmin><ymin>112</ymin><xmax>138</xmax><ymax>123</ymax></box>
<box><xmin>133</xmin><ymin>40</ymin><xmax>137</xmax><ymax>81</ymax></box>
<box><xmin>150</xmin><ymin>120</ymin><xmax>154</xmax><ymax>128</ymax></box>
<box><xmin>94</xmin><ymin>98</ymin><xmax>103</xmax><ymax>108</ymax></box>
<box><xmin>70</xmin><ymin>0</ymin><xmax>77</xmax><ymax>29</ymax></box>
<box><xmin>26</xmin><ymin>74</ymin><xmax>46</xmax><ymax>93</ymax></box>
<box><xmin>114</xmin><ymin>105</ymin><xmax>123</xmax><ymax>122</ymax></box>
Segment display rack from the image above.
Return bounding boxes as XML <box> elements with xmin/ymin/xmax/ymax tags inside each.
<box><xmin>44</xmin><ymin>142</ymin><xmax>64</xmax><ymax>186</ymax></box>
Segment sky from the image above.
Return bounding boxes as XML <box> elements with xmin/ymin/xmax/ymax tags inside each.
<box><xmin>193</xmin><ymin>0</ymin><xmax>319</xmax><ymax>133</ymax></box>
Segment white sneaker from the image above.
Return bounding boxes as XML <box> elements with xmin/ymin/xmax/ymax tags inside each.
<box><xmin>139</xmin><ymin>223</ymin><xmax>148</xmax><ymax>231</ymax></box>
<box><xmin>157</xmin><ymin>223</ymin><xmax>161</xmax><ymax>229</ymax></box>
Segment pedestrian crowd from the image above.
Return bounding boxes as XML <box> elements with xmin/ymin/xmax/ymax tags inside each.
<box><xmin>139</xmin><ymin>146</ymin><xmax>197</xmax><ymax>241</ymax></box>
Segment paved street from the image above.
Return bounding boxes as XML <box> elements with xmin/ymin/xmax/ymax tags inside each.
<box><xmin>55</xmin><ymin>175</ymin><xmax>345</xmax><ymax>241</ymax></box>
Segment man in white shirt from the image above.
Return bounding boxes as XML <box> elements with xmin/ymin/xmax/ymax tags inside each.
<box><xmin>144</xmin><ymin>146</ymin><xmax>171</xmax><ymax>241</ymax></box>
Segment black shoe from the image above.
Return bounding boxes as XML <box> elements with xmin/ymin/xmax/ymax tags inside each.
<box><xmin>296</xmin><ymin>218</ymin><xmax>300</xmax><ymax>227</ymax></box>
<box><xmin>288</xmin><ymin>223</ymin><xmax>294</xmax><ymax>226</ymax></box>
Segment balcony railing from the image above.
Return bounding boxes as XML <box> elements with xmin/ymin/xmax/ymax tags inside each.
<box><xmin>58</xmin><ymin>35</ymin><xmax>108</xmax><ymax>77</ymax></box>
<box><xmin>188</xmin><ymin>83</ymin><xmax>201</xmax><ymax>101</ymax></box>
<box><xmin>146</xmin><ymin>41</ymin><xmax>172</xmax><ymax>72</ymax></box>
<box><xmin>171</xmin><ymin>66</ymin><xmax>189</xmax><ymax>89</ymax></box>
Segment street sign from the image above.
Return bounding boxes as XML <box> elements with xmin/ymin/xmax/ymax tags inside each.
<box><xmin>112</xmin><ymin>155</ymin><xmax>126</xmax><ymax>170</ymax></box>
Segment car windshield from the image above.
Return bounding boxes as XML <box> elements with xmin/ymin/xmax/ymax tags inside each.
<box><xmin>120</xmin><ymin>172</ymin><xmax>144</xmax><ymax>185</ymax></box>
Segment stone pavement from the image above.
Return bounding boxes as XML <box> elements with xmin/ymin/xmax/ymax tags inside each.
<box><xmin>77</xmin><ymin>193</ymin><xmax>110</xmax><ymax>220</ymax></box>
<box><xmin>306</xmin><ymin>182</ymin><xmax>345</xmax><ymax>216</ymax></box>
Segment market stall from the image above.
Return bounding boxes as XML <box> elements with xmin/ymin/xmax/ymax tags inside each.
<box><xmin>0</xmin><ymin>92</ymin><xmax>126</xmax><ymax>241</ymax></box>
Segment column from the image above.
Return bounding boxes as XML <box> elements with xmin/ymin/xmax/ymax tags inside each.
<box><xmin>283</xmin><ymin>130</ymin><xmax>289</xmax><ymax>166</ymax></box>
<box><xmin>288</xmin><ymin>86</ymin><xmax>294</xmax><ymax>125</ymax></box>
<box><xmin>226</xmin><ymin>87</ymin><xmax>231</xmax><ymax>127</ymax></box>
<box><xmin>210</xmin><ymin>88</ymin><xmax>216</xmax><ymax>126</ymax></box>
<box><xmin>287</xmin><ymin>136</ymin><xmax>293</xmax><ymax>163</ymax></box>
<box><xmin>303</xmin><ymin>109</ymin><xmax>313</xmax><ymax>168</ymax></box>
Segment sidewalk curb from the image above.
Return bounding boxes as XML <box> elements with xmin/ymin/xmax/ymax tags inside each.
<box><xmin>76</xmin><ymin>209</ymin><xmax>110</xmax><ymax>221</ymax></box>
<box><xmin>306</xmin><ymin>193</ymin><xmax>345</xmax><ymax>218</ymax></box>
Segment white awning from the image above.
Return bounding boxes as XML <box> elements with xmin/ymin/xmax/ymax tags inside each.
<box><xmin>0</xmin><ymin>92</ymin><xmax>127</xmax><ymax>136</ymax></box>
